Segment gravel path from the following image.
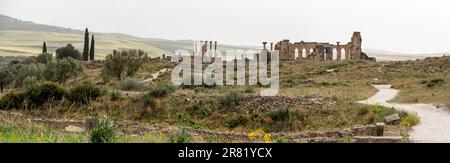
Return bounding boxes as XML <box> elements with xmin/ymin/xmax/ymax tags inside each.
<box><xmin>359</xmin><ymin>85</ymin><xmax>450</xmax><ymax>143</ymax></box>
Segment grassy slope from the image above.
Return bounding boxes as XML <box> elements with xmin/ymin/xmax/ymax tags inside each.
<box><xmin>0</xmin><ymin>30</ymin><xmax>171</xmax><ymax>59</ymax></box>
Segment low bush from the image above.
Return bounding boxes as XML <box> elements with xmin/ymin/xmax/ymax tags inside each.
<box><xmin>168</xmin><ymin>129</ymin><xmax>192</xmax><ymax>143</ymax></box>
<box><xmin>0</xmin><ymin>92</ymin><xmax>26</xmax><ymax>109</ymax></box>
<box><xmin>142</xmin><ymin>94</ymin><xmax>156</xmax><ymax>108</ymax></box>
<box><xmin>357</xmin><ymin>106</ymin><xmax>369</xmax><ymax>116</ymax></box>
<box><xmin>90</xmin><ymin>117</ymin><xmax>116</xmax><ymax>143</ymax></box>
<box><xmin>0</xmin><ymin>82</ymin><xmax>66</xmax><ymax>109</ymax></box>
<box><xmin>110</xmin><ymin>91</ymin><xmax>122</xmax><ymax>101</ymax></box>
<box><xmin>269</xmin><ymin>107</ymin><xmax>289</xmax><ymax>121</ymax></box>
<box><xmin>23</xmin><ymin>82</ymin><xmax>66</xmax><ymax>108</ymax></box>
<box><xmin>219</xmin><ymin>92</ymin><xmax>243</xmax><ymax>110</ymax></box>
<box><xmin>226</xmin><ymin>115</ymin><xmax>248</xmax><ymax>128</ymax></box>
<box><xmin>147</xmin><ymin>85</ymin><xmax>175</xmax><ymax>98</ymax></box>
<box><xmin>67</xmin><ymin>83</ymin><xmax>101</xmax><ymax>104</ymax></box>
<box><xmin>426</xmin><ymin>79</ymin><xmax>444</xmax><ymax>88</ymax></box>
<box><xmin>118</xmin><ymin>78</ymin><xmax>143</xmax><ymax>91</ymax></box>
<box><xmin>402</xmin><ymin>113</ymin><xmax>420</xmax><ymax>127</ymax></box>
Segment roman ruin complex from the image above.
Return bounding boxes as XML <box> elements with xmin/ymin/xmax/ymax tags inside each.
<box><xmin>266</xmin><ymin>32</ymin><xmax>374</xmax><ymax>61</ymax></box>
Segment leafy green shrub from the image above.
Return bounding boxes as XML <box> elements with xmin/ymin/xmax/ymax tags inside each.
<box><xmin>426</xmin><ymin>79</ymin><xmax>444</xmax><ymax>88</ymax></box>
<box><xmin>142</xmin><ymin>94</ymin><xmax>156</xmax><ymax>108</ymax></box>
<box><xmin>90</xmin><ymin>117</ymin><xmax>116</xmax><ymax>143</ymax></box>
<box><xmin>0</xmin><ymin>92</ymin><xmax>26</xmax><ymax>110</ymax></box>
<box><xmin>24</xmin><ymin>82</ymin><xmax>66</xmax><ymax>108</ymax></box>
<box><xmin>168</xmin><ymin>129</ymin><xmax>192</xmax><ymax>143</ymax></box>
<box><xmin>402</xmin><ymin>113</ymin><xmax>420</xmax><ymax>127</ymax></box>
<box><xmin>226</xmin><ymin>115</ymin><xmax>248</xmax><ymax>128</ymax></box>
<box><xmin>110</xmin><ymin>91</ymin><xmax>122</xmax><ymax>101</ymax></box>
<box><xmin>219</xmin><ymin>92</ymin><xmax>243</xmax><ymax>110</ymax></box>
<box><xmin>67</xmin><ymin>83</ymin><xmax>101</xmax><ymax>104</ymax></box>
<box><xmin>187</xmin><ymin>100</ymin><xmax>212</xmax><ymax>118</ymax></box>
<box><xmin>244</xmin><ymin>86</ymin><xmax>254</xmax><ymax>94</ymax></box>
<box><xmin>147</xmin><ymin>85</ymin><xmax>175</xmax><ymax>98</ymax></box>
<box><xmin>357</xmin><ymin>106</ymin><xmax>369</xmax><ymax>116</ymax></box>
<box><xmin>270</xmin><ymin>107</ymin><xmax>289</xmax><ymax>121</ymax></box>
<box><xmin>23</xmin><ymin>76</ymin><xmax>38</xmax><ymax>88</ymax></box>
<box><xmin>118</xmin><ymin>78</ymin><xmax>143</xmax><ymax>91</ymax></box>
<box><xmin>275</xmin><ymin>137</ymin><xmax>287</xmax><ymax>143</ymax></box>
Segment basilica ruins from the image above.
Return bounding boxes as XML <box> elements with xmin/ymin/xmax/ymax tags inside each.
<box><xmin>264</xmin><ymin>32</ymin><xmax>374</xmax><ymax>61</ymax></box>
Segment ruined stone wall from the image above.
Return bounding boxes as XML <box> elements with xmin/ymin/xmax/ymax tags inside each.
<box><xmin>273</xmin><ymin>32</ymin><xmax>365</xmax><ymax>62</ymax></box>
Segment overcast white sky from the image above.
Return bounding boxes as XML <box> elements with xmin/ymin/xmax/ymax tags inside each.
<box><xmin>1</xmin><ymin>0</ymin><xmax>450</xmax><ymax>54</ymax></box>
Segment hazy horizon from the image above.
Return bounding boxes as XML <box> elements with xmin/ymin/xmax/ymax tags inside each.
<box><xmin>1</xmin><ymin>0</ymin><xmax>450</xmax><ymax>54</ymax></box>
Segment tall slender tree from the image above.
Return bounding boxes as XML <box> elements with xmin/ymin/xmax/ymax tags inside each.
<box><xmin>42</xmin><ymin>42</ymin><xmax>47</xmax><ymax>53</ymax></box>
<box><xmin>89</xmin><ymin>35</ymin><xmax>95</xmax><ymax>61</ymax></box>
<box><xmin>82</xmin><ymin>28</ymin><xmax>90</xmax><ymax>61</ymax></box>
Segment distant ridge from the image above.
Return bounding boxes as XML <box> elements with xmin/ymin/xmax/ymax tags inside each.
<box><xmin>0</xmin><ymin>14</ymin><xmax>83</xmax><ymax>34</ymax></box>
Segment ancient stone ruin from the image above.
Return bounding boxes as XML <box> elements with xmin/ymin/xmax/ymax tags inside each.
<box><xmin>266</xmin><ymin>32</ymin><xmax>374</xmax><ymax>61</ymax></box>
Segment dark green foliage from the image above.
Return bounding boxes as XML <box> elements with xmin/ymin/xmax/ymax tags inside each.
<box><xmin>0</xmin><ymin>92</ymin><xmax>26</xmax><ymax>109</ymax></box>
<box><xmin>43</xmin><ymin>58</ymin><xmax>84</xmax><ymax>83</ymax></box>
<box><xmin>101</xmin><ymin>49</ymin><xmax>148</xmax><ymax>80</ymax></box>
<box><xmin>426</xmin><ymin>79</ymin><xmax>444</xmax><ymax>88</ymax></box>
<box><xmin>0</xmin><ymin>68</ymin><xmax>14</xmax><ymax>92</ymax></box>
<box><xmin>25</xmin><ymin>82</ymin><xmax>66</xmax><ymax>108</ymax></box>
<box><xmin>269</xmin><ymin>107</ymin><xmax>289</xmax><ymax>121</ymax></box>
<box><xmin>89</xmin><ymin>35</ymin><xmax>95</xmax><ymax>61</ymax></box>
<box><xmin>357</xmin><ymin>106</ymin><xmax>369</xmax><ymax>116</ymax></box>
<box><xmin>36</xmin><ymin>53</ymin><xmax>53</xmax><ymax>64</ymax></box>
<box><xmin>8</xmin><ymin>63</ymin><xmax>45</xmax><ymax>88</ymax></box>
<box><xmin>90</xmin><ymin>117</ymin><xmax>116</xmax><ymax>143</ymax></box>
<box><xmin>117</xmin><ymin>78</ymin><xmax>143</xmax><ymax>91</ymax></box>
<box><xmin>1</xmin><ymin>82</ymin><xmax>67</xmax><ymax>109</ymax></box>
<box><xmin>110</xmin><ymin>91</ymin><xmax>122</xmax><ymax>101</ymax></box>
<box><xmin>142</xmin><ymin>94</ymin><xmax>156</xmax><ymax>108</ymax></box>
<box><xmin>67</xmin><ymin>83</ymin><xmax>101</xmax><ymax>104</ymax></box>
<box><xmin>218</xmin><ymin>92</ymin><xmax>243</xmax><ymax>110</ymax></box>
<box><xmin>82</xmin><ymin>28</ymin><xmax>90</xmax><ymax>61</ymax></box>
<box><xmin>226</xmin><ymin>115</ymin><xmax>248</xmax><ymax>128</ymax></box>
<box><xmin>168</xmin><ymin>129</ymin><xmax>192</xmax><ymax>143</ymax></box>
<box><xmin>147</xmin><ymin>85</ymin><xmax>175</xmax><ymax>98</ymax></box>
<box><xmin>42</xmin><ymin>42</ymin><xmax>47</xmax><ymax>53</ymax></box>
<box><xmin>56</xmin><ymin>44</ymin><xmax>81</xmax><ymax>60</ymax></box>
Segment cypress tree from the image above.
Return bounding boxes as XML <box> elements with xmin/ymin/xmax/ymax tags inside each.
<box><xmin>43</xmin><ymin>42</ymin><xmax>47</xmax><ymax>53</ymax></box>
<box><xmin>89</xmin><ymin>35</ymin><xmax>95</xmax><ymax>61</ymax></box>
<box><xmin>82</xmin><ymin>28</ymin><xmax>90</xmax><ymax>61</ymax></box>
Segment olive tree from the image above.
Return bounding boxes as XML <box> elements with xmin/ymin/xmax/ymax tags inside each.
<box><xmin>101</xmin><ymin>49</ymin><xmax>147</xmax><ymax>81</ymax></box>
<box><xmin>43</xmin><ymin>58</ymin><xmax>85</xmax><ymax>83</ymax></box>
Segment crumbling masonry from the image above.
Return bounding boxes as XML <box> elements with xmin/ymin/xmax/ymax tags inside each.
<box><xmin>267</xmin><ymin>32</ymin><xmax>374</xmax><ymax>61</ymax></box>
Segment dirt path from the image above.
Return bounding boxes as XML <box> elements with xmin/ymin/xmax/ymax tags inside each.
<box><xmin>359</xmin><ymin>85</ymin><xmax>450</xmax><ymax>143</ymax></box>
<box><xmin>140</xmin><ymin>68</ymin><xmax>171</xmax><ymax>83</ymax></box>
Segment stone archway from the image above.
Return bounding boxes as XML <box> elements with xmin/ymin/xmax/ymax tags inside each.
<box><xmin>332</xmin><ymin>48</ymin><xmax>338</xmax><ymax>61</ymax></box>
<box><xmin>340</xmin><ymin>48</ymin><xmax>346</xmax><ymax>60</ymax></box>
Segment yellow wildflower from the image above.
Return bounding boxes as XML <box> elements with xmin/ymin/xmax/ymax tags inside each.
<box><xmin>248</xmin><ymin>132</ymin><xmax>256</xmax><ymax>141</ymax></box>
<box><xmin>264</xmin><ymin>134</ymin><xmax>272</xmax><ymax>143</ymax></box>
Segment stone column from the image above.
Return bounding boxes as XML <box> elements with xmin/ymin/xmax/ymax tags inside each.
<box><xmin>214</xmin><ymin>41</ymin><xmax>217</xmax><ymax>51</ymax></box>
<box><xmin>336</xmin><ymin>42</ymin><xmax>341</xmax><ymax>61</ymax></box>
<box><xmin>262</xmin><ymin>42</ymin><xmax>267</xmax><ymax>50</ymax></box>
<box><xmin>209</xmin><ymin>41</ymin><xmax>213</xmax><ymax>51</ymax></box>
<box><xmin>270</xmin><ymin>43</ymin><xmax>273</xmax><ymax>51</ymax></box>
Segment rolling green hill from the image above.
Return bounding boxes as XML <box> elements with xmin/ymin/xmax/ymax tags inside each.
<box><xmin>0</xmin><ymin>15</ymin><xmax>252</xmax><ymax>59</ymax></box>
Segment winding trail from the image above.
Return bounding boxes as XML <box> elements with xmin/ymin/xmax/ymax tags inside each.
<box><xmin>140</xmin><ymin>68</ymin><xmax>171</xmax><ymax>83</ymax></box>
<box><xmin>358</xmin><ymin>85</ymin><xmax>450</xmax><ymax>143</ymax></box>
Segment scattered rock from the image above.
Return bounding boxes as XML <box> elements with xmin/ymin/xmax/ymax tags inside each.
<box><xmin>384</xmin><ymin>113</ymin><xmax>400</xmax><ymax>124</ymax></box>
<box><xmin>325</xmin><ymin>69</ymin><xmax>336</xmax><ymax>73</ymax></box>
<box><xmin>354</xmin><ymin>136</ymin><xmax>403</xmax><ymax>143</ymax></box>
<box><xmin>64</xmin><ymin>125</ymin><xmax>85</xmax><ymax>133</ymax></box>
<box><xmin>239</xmin><ymin>95</ymin><xmax>328</xmax><ymax>113</ymax></box>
